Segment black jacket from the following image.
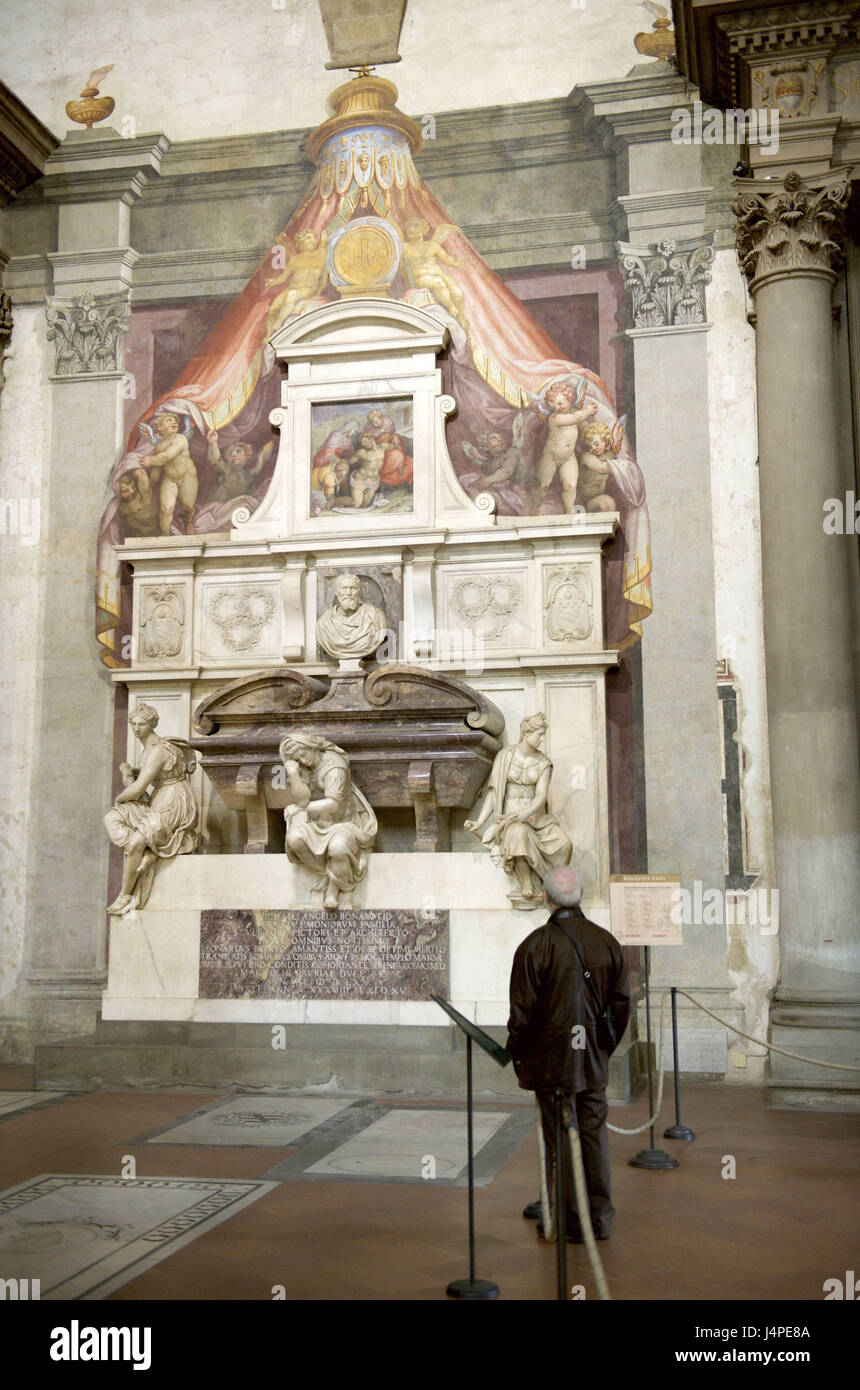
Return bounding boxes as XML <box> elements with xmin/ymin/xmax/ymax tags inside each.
<box><xmin>506</xmin><ymin>905</ymin><xmax>631</xmax><ymax>1093</ymax></box>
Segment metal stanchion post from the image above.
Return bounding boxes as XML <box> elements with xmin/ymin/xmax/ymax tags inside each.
<box><xmin>554</xmin><ymin>1087</ymin><xmax>568</xmax><ymax>1301</ymax></box>
<box><xmin>446</xmin><ymin>1033</ymin><xmax>500</xmax><ymax>1300</ymax></box>
<box><xmin>664</xmin><ymin>985</ymin><xmax>695</xmax><ymax>1142</ymax></box>
<box><xmin>629</xmin><ymin>945</ymin><xmax>679</xmax><ymax>1170</ymax></box>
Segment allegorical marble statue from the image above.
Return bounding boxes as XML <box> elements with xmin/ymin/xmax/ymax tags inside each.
<box><xmin>280</xmin><ymin>729</ymin><xmax>377</xmax><ymax>909</ymax></box>
<box><xmin>104</xmin><ymin>703</ymin><xmax>200</xmax><ymax>915</ymax></box>
<box><xmin>316</xmin><ymin>572</ymin><xmax>387</xmax><ymax>662</ymax></box>
<box><xmin>465</xmin><ymin>712</ymin><xmax>572</xmax><ymax>908</ymax></box>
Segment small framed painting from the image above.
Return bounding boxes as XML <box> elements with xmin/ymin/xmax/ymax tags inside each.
<box><xmin>310</xmin><ymin>397</ymin><xmax>414</xmax><ymax>517</ymax></box>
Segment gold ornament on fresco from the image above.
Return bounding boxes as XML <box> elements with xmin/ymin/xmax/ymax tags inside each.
<box><xmin>65</xmin><ymin>64</ymin><xmax>115</xmax><ymax>129</ymax></box>
<box><xmin>329</xmin><ymin>219</ymin><xmax>400</xmax><ymax>297</ymax></box>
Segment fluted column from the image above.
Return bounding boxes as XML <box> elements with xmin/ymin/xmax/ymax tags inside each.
<box><xmin>733</xmin><ymin>168</ymin><xmax>860</xmax><ymax>1104</ymax></box>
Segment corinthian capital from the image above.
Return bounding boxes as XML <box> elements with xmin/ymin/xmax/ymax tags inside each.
<box><xmin>45</xmin><ymin>291</ymin><xmax>130</xmax><ymax>378</ymax></box>
<box><xmin>733</xmin><ymin>169</ymin><xmax>852</xmax><ymax>295</ymax></box>
<box><xmin>616</xmin><ymin>235</ymin><xmax>715</xmax><ymax>329</ymax></box>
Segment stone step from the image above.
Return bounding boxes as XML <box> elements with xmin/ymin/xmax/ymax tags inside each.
<box><xmin>34</xmin><ymin>1022</ymin><xmax>642</xmax><ymax>1100</ymax></box>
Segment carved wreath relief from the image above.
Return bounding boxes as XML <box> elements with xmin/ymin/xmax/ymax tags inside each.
<box><xmin>208</xmin><ymin>586</ymin><xmax>276</xmax><ymax>652</ymax></box>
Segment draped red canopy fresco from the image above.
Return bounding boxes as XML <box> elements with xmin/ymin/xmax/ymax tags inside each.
<box><xmin>96</xmin><ymin>75</ymin><xmax>651</xmax><ymax>666</ymax></box>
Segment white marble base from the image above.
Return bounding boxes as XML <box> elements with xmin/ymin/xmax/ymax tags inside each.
<box><xmin>102</xmin><ymin>852</ymin><xmax>610</xmax><ymax>1026</ymax></box>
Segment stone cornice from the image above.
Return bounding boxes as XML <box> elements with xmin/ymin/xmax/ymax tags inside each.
<box><xmin>0</xmin><ymin>80</ymin><xmax>59</xmax><ymax>209</ymax></box>
<box><xmin>732</xmin><ymin>165</ymin><xmax>853</xmax><ymax>292</ymax></box>
<box><xmin>37</xmin><ymin>131</ymin><xmax>170</xmax><ymax>206</ymax></box>
<box><xmin>673</xmin><ymin>0</ymin><xmax>860</xmax><ymax>109</ymax></box>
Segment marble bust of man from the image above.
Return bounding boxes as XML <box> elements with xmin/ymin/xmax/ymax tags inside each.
<box><xmin>316</xmin><ymin>573</ymin><xmax>387</xmax><ymax>661</ymax></box>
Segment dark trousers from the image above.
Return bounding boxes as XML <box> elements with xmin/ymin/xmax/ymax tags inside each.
<box><xmin>536</xmin><ymin>1086</ymin><xmax>614</xmax><ymax>1235</ymax></box>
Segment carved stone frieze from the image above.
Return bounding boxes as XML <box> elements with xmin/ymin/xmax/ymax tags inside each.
<box><xmin>616</xmin><ymin>235</ymin><xmax>716</xmax><ymax>328</ymax></box>
<box><xmin>733</xmin><ymin>168</ymin><xmax>852</xmax><ymax>292</ymax></box>
<box><xmin>45</xmin><ymin>291</ymin><xmax>130</xmax><ymax>376</ymax></box>
<box><xmin>544</xmin><ymin>564</ymin><xmax>594</xmax><ymax>643</ymax></box>
<box><xmin>208</xmin><ymin>585</ymin><xmax>276</xmax><ymax>652</ymax></box>
<box><xmin>140</xmin><ymin>585</ymin><xmax>184</xmax><ymax>660</ymax></box>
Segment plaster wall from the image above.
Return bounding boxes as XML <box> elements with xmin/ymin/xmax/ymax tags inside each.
<box><xmin>4</xmin><ymin>0</ymin><xmax>655</xmax><ymax>143</ymax></box>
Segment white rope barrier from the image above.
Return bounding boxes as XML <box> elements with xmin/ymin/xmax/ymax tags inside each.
<box><xmin>535</xmin><ymin>1100</ymin><xmax>611</xmax><ymax>1300</ymax></box>
<box><xmin>673</xmin><ymin>988</ymin><xmax>860</xmax><ymax>1072</ymax></box>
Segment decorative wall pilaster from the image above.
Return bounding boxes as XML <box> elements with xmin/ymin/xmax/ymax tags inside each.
<box><xmin>614</xmin><ymin>224</ymin><xmax>735</xmax><ymax>1068</ymax></box>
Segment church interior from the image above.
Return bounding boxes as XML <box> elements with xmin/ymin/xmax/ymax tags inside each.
<box><xmin>0</xmin><ymin>0</ymin><xmax>858</xmax><ymax>1327</ymax></box>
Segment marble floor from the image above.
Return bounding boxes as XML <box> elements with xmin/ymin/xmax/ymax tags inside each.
<box><xmin>0</xmin><ymin>1063</ymin><xmax>856</xmax><ymax>1302</ymax></box>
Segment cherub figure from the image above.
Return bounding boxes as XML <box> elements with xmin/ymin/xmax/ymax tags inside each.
<box><xmin>534</xmin><ymin>378</ymin><xmax>598</xmax><ymax>514</ymax></box>
<box><xmin>265</xmin><ymin>229</ymin><xmax>329</xmax><ymax>337</ymax></box>
<box><xmin>117</xmin><ymin>468</ymin><xmax>159</xmax><ymax>539</ymax></box>
<box><xmin>347</xmin><ymin>433</ymin><xmax>387</xmax><ymax>508</ymax></box>
<box><xmin>402</xmin><ymin>217</ymin><xmax>468</xmax><ymax>329</ymax></box>
<box><xmin>460</xmin><ymin>415</ymin><xmax>530</xmax><ymax>511</ymax></box>
<box><xmin>576</xmin><ymin>418</ymin><xmax>625</xmax><ymax>512</ymax></box>
<box><xmin>206</xmin><ymin>430</ymin><xmax>273</xmax><ymax>504</ymax></box>
<box><xmin>139</xmin><ymin>412</ymin><xmax>198</xmax><ymax>534</ymax></box>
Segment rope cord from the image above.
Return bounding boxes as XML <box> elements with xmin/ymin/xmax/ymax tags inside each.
<box><xmin>535</xmin><ymin>1101</ymin><xmax>612</xmax><ymax>1300</ymax></box>
<box><xmin>673</xmin><ymin>989</ymin><xmax>860</xmax><ymax>1072</ymax></box>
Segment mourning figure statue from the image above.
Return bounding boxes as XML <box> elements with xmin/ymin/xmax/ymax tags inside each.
<box><xmin>465</xmin><ymin>712</ymin><xmax>572</xmax><ymax>908</ymax></box>
<box><xmin>280</xmin><ymin>729</ymin><xmax>378</xmax><ymax>909</ymax></box>
<box><xmin>105</xmin><ymin>704</ymin><xmax>199</xmax><ymax>915</ymax></box>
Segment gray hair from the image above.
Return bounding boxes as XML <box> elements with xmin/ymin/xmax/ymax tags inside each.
<box><xmin>544</xmin><ymin>865</ymin><xmax>582</xmax><ymax>908</ymax></box>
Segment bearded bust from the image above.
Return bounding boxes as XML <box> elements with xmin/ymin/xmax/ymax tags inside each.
<box><xmin>316</xmin><ymin>572</ymin><xmax>387</xmax><ymax>661</ymax></box>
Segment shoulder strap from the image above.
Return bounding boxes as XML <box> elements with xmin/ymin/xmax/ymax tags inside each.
<box><xmin>556</xmin><ymin>919</ymin><xmax>606</xmax><ymax>1013</ymax></box>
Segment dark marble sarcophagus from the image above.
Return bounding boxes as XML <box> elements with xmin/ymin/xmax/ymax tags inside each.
<box><xmin>191</xmin><ymin>665</ymin><xmax>505</xmax><ymax>853</ymax></box>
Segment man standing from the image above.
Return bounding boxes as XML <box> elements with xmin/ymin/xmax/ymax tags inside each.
<box><xmin>507</xmin><ymin>865</ymin><xmax>630</xmax><ymax>1241</ymax></box>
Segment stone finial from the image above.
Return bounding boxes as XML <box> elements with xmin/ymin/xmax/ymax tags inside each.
<box><xmin>616</xmin><ymin>235</ymin><xmax>715</xmax><ymax>328</ymax></box>
<box><xmin>45</xmin><ymin>291</ymin><xmax>130</xmax><ymax>377</ymax></box>
<box><xmin>733</xmin><ymin>168</ymin><xmax>852</xmax><ymax>294</ymax></box>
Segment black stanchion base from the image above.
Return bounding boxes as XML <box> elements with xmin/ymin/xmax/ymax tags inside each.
<box><xmin>446</xmin><ymin>1277</ymin><xmax>500</xmax><ymax>1300</ymax></box>
<box><xmin>628</xmin><ymin>1148</ymin><xmax>680</xmax><ymax>1169</ymax></box>
<box><xmin>664</xmin><ymin>1123</ymin><xmax>696</xmax><ymax>1142</ymax></box>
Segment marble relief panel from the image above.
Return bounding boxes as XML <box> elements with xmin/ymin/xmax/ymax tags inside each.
<box><xmin>135</xmin><ymin>580</ymin><xmax>192</xmax><ymax>668</ymax></box>
<box><xmin>196</xmin><ymin>576</ymin><xmax>282</xmax><ymax>664</ymax></box>
<box><xmin>542</xmin><ymin>678</ymin><xmax>606</xmax><ymax>903</ymax></box>
<box><xmin>438</xmin><ymin>564</ymin><xmax>533</xmax><ymax>652</ymax></box>
<box><xmin>541</xmin><ymin>561</ymin><xmax>598</xmax><ymax>649</ymax></box>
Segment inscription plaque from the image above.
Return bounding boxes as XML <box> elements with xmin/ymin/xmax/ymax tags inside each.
<box><xmin>199</xmin><ymin>908</ymin><xmax>448</xmax><ymax>1001</ymax></box>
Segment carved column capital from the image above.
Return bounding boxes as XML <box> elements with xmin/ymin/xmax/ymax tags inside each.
<box><xmin>733</xmin><ymin>168</ymin><xmax>853</xmax><ymax>295</ymax></box>
<box><xmin>45</xmin><ymin>290</ymin><xmax>130</xmax><ymax>378</ymax></box>
<box><xmin>616</xmin><ymin>234</ymin><xmax>715</xmax><ymax>329</ymax></box>
<box><xmin>0</xmin><ymin>290</ymin><xmax>12</xmax><ymax>390</ymax></box>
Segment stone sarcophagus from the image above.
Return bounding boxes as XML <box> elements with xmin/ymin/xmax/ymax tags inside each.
<box><xmin>191</xmin><ymin>664</ymin><xmax>505</xmax><ymax>854</ymax></box>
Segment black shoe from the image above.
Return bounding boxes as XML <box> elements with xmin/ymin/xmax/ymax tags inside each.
<box><xmin>522</xmin><ymin>1199</ymin><xmax>542</xmax><ymax>1220</ymax></box>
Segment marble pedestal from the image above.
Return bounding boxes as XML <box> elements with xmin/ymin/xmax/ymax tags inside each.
<box><xmin>36</xmin><ymin>852</ymin><xmax>640</xmax><ymax>1098</ymax></box>
<box><xmin>102</xmin><ymin>851</ymin><xmax>609</xmax><ymax>1026</ymax></box>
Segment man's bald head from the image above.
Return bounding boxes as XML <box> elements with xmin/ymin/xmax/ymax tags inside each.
<box><xmin>544</xmin><ymin>865</ymin><xmax>582</xmax><ymax>909</ymax></box>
